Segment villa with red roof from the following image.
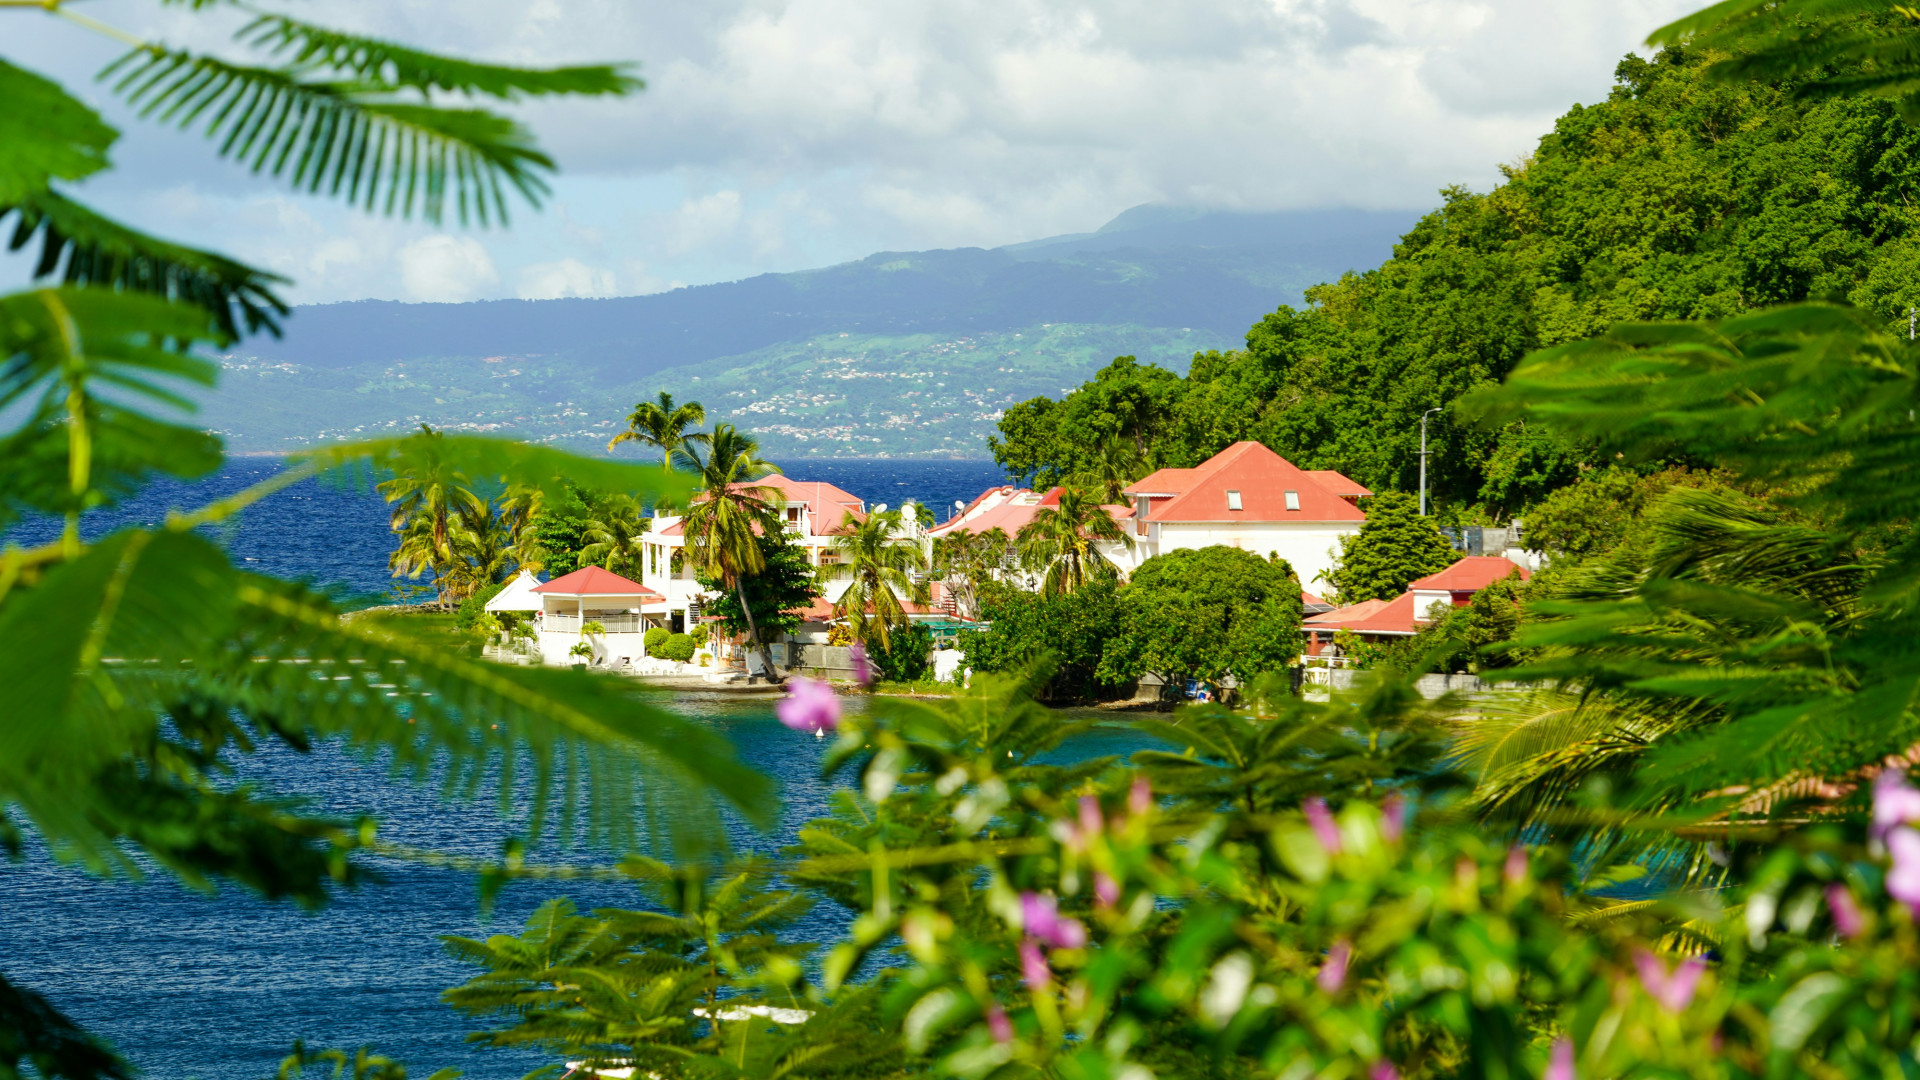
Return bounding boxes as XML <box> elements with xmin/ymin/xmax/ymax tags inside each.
<box><xmin>1120</xmin><ymin>441</ymin><xmax>1372</xmax><ymax>589</ymax></box>
<box><xmin>639</xmin><ymin>474</ymin><xmax>923</xmax><ymax>636</ymax></box>
<box><xmin>526</xmin><ymin>565</ymin><xmax>667</xmax><ymax>666</ymax></box>
<box><xmin>1303</xmin><ymin>555</ymin><xmax>1530</xmax><ymax>656</ymax></box>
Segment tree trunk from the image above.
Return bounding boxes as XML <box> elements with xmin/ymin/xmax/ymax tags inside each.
<box><xmin>733</xmin><ymin>578</ymin><xmax>784</xmax><ymax>685</ymax></box>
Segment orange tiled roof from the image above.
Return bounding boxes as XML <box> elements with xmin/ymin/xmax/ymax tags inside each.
<box><xmin>1125</xmin><ymin>442</ymin><xmax>1365</xmax><ymax>524</ymax></box>
<box><xmin>533</xmin><ymin>566</ymin><xmax>659</xmax><ymax>597</ymax></box>
<box><xmin>1409</xmin><ymin>556</ymin><xmax>1529</xmax><ymax>592</ymax></box>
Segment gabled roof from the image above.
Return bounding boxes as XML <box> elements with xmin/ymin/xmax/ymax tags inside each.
<box><xmin>929</xmin><ymin>485</ymin><xmax>1126</xmax><ymax>539</ymax></box>
<box><xmin>1307</xmin><ymin>470</ymin><xmax>1372</xmax><ymax>499</ymax></box>
<box><xmin>1304</xmin><ymin>593</ymin><xmax>1423</xmax><ymax>636</ymax></box>
<box><xmin>752</xmin><ymin>475</ymin><xmax>867</xmax><ymax>536</ymax></box>
<box><xmin>1409</xmin><ymin>556</ymin><xmax>1530</xmax><ymax>593</ymax></box>
<box><xmin>533</xmin><ymin>566</ymin><xmax>660</xmax><ymax>597</ymax></box>
<box><xmin>1125</xmin><ymin>442</ymin><xmax>1365</xmax><ymax>524</ymax></box>
<box><xmin>485</xmin><ymin>570</ymin><xmax>545</xmax><ymax>612</ymax></box>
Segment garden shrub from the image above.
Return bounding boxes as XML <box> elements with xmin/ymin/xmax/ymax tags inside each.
<box><xmin>867</xmin><ymin>623</ymin><xmax>932</xmax><ymax>683</ymax></box>
<box><xmin>455</xmin><ymin>581</ymin><xmax>507</xmax><ymax>630</ymax></box>
<box><xmin>644</xmin><ymin>626</ymin><xmax>670</xmax><ymax>657</ymax></box>
<box><xmin>659</xmin><ymin>633</ymin><xmax>696</xmax><ymax>663</ymax></box>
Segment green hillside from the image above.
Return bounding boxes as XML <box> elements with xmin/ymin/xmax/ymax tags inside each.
<box><xmin>202</xmin><ymin>323</ymin><xmax>1226</xmax><ymax>457</ymax></box>
<box><xmin>996</xmin><ymin>46</ymin><xmax>1920</xmax><ymax>515</ymax></box>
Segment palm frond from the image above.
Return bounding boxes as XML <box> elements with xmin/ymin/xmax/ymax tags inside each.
<box><xmin>103</xmin><ymin>48</ymin><xmax>568</xmax><ymax>225</ymax></box>
<box><xmin>0</xmin><ymin>59</ymin><xmax>115</xmax><ymax>201</ymax></box>
<box><xmin>3</xmin><ymin>192</ymin><xmax>289</xmax><ymax>338</ymax></box>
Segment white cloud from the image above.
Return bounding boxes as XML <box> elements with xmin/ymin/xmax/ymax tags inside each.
<box><xmin>399</xmin><ymin>236</ymin><xmax>501</xmax><ymax>302</ymax></box>
<box><xmin>2</xmin><ymin>0</ymin><xmax>1704</xmax><ymax>302</ymax></box>
<box><xmin>518</xmin><ymin>258</ymin><xmax>619</xmax><ymax>299</ymax></box>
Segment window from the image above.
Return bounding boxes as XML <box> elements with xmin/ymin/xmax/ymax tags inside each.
<box><xmin>787</xmin><ymin>506</ymin><xmax>800</xmax><ymax>522</ymax></box>
<box><xmin>1284</xmin><ymin>490</ymin><xmax>1300</xmax><ymax>511</ymax></box>
<box><xmin>1226</xmin><ymin>490</ymin><xmax>1243</xmax><ymax>511</ymax></box>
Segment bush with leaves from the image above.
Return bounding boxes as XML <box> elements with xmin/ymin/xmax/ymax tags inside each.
<box><xmin>1327</xmin><ymin>490</ymin><xmax>1457</xmax><ymax>604</ymax></box>
<box><xmin>644</xmin><ymin>626</ymin><xmax>670</xmax><ymax>658</ymax></box>
<box><xmin>959</xmin><ymin>578</ymin><xmax>1127</xmax><ymax>702</ymax></box>
<box><xmin>1097</xmin><ymin>545</ymin><xmax>1303</xmax><ymax>695</ymax></box>
<box><xmin>867</xmin><ymin>621</ymin><xmax>933</xmax><ymax>683</ymax></box>
<box><xmin>659</xmin><ymin>633</ymin><xmax>697</xmax><ymax>664</ymax></box>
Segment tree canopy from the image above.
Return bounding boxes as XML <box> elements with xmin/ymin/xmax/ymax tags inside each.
<box><xmin>1098</xmin><ymin>545</ymin><xmax>1303</xmax><ymax>692</ymax></box>
<box><xmin>1326</xmin><ymin>490</ymin><xmax>1456</xmax><ymax>604</ymax></box>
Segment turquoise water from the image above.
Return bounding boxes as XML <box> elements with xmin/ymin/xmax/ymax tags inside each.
<box><xmin>0</xmin><ymin>458</ymin><xmax>1165</xmax><ymax>1079</ymax></box>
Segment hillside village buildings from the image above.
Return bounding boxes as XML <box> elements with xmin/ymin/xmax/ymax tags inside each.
<box><xmin>1303</xmin><ymin>555</ymin><xmax>1532</xmax><ymax>657</ymax></box>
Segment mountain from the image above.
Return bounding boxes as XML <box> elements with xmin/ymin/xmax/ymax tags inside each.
<box><xmin>210</xmin><ymin>205</ymin><xmax>1421</xmax><ymax>456</ymax></box>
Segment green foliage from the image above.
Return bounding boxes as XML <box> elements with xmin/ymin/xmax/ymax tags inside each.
<box><xmin>608</xmin><ymin>390</ymin><xmax>706</xmax><ymax>466</ymax></box>
<box><xmin>988</xmin><ymin>355</ymin><xmax>1183</xmax><ymax>486</ymax></box>
<box><xmin>454</xmin><ymin>580</ymin><xmax>506</xmax><ymax>631</ymax></box>
<box><xmin>1014</xmin><ymin>486</ymin><xmax>1131</xmax><ymax>597</ymax></box>
<box><xmin>1328</xmin><ymin>490</ymin><xmax>1456</xmax><ymax>603</ymax></box>
<box><xmin>659</xmin><ymin>633</ymin><xmax>696</xmax><ymax>664</ymax></box>
<box><xmin>1098</xmin><ymin>545</ymin><xmax>1304</xmax><ymax>692</ymax></box>
<box><xmin>0</xmin><ymin>970</ymin><xmax>129</xmax><ymax>1080</ymax></box>
<box><xmin>697</xmin><ymin>531</ymin><xmax>819</xmax><ymax>645</ymax></box>
<box><xmin>529</xmin><ymin>483</ymin><xmax>592</xmax><ymax>577</ymax></box>
<box><xmin>1007</xmin><ymin>44</ymin><xmax>1920</xmax><ymax>510</ymax></box>
<box><xmin>866</xmin><ymin>621</ymin><xmax>933</xmax><ymax>683</ymax></box>
<box><xmin>643</xmin><ymin>626</ymin><xmax>670</xmax><ymax>658</ymax></box>
<box><xmin>959</xmin><ymin>578</ymin><xmax>1127</xmax><ymax>702</ymax></box>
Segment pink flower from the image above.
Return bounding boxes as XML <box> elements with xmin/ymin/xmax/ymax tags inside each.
<box><xmin>985</xmin><ymin>1002</ymin><xmax>1013</xmax><ymax>1044</ymax></box>
<box><xmin>1875</xmin><ymin>770</ymin><xmax>1920</xmax><ymax>841</ymax></box>
<box><xmin>1018</xmin><ymin>939</ymin><xmax>1051</xmax><ymax>990</ymax></box>
<box><xmin>1546</xmin><ymin>1038</ymin><xmax>1576</xmax><ymax>1080</ymax></box>
<box><xmin>1094</xmin><ymin>872</ymin><xmax>1120</xmax><ymax>910</ymax></box>
<box><xmin>1504</xmin><ymin>845</ymin><xmax>1529</xmax><ymax>885</ymax></box>
<box><xmin>848</xmin><ymin>641</ymin><xmax>872</xmax><ymax>686</ymax></box>
<box><xmin>1370</xmin><ymin>1063</ymin><xmax>1400</xmax><ymax>1080</ymax></box>
<box><xmin>1020</xmin><ymin>892</ymin><xmax>1087</xmax><ymax>949</ymax></box>
<box><xmin>1079</xmin><ymin>795</ymin><xmax>1105</xmax><ymax>841</ymax></box>
<box><xmin>1887</xmin><ymin>827</ymin><xmax>1920</xmax><ymax>915</ymax></box>
<box><xmin>1129</xmin><ymin>776</ymin><xmax>1153</xmax><ymax>819</ymax></box>
<box><xmin>1303</xmin><ymin>797</ymin><xmax>1342</xmax><ymax>854</ymax></box>
<box><xmin>1317</xmin><ymin>940</ymin><xmax>1351</xmax><ymax>994</ymax></box>
<box><xmin>1827</xmin><ymin>884</ymin><xmax>1864</xmax><ymax>938</ymax></box>
<box><xmin>775</xmin><ymin>676</ymin><xmax>840</xmax><ymax>733</ymax></box>
<box><xmin>1633</xmin><ymin>949</ymin><xmax>1706</xmax><ymax>1012</ymax></box>
<box><xmin>1381</xmin><ymin>793</ymin><xmax>1408</xmax><ymax>844</ymax></box>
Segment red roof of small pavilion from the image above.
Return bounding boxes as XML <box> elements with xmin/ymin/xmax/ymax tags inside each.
<box><xmin>531</xmin><ymin>566</ymin><xmax>660</xmax><ymax>597</ymax></box>
<box><xmin>1408</xmin><ymin>556</ymin><xmax>1529</xmax><ymax>593</ymax></box>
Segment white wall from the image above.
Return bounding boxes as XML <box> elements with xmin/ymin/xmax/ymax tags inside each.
<box><xmin>1150</xmin><ymin>522</ymin><xmax>1360</xmax><ymax>593</ymax></box>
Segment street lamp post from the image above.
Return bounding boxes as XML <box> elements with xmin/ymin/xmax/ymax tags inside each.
<box><xmin>1419</xmin><ymin>407</ymin><xmax>1442</xmax><ymax>517</ymax></box>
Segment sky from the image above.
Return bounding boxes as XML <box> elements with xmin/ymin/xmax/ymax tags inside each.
<box><xmin>5</xmin><ymin>0</ymin><xmax>1699</xmax><ymax>305</ymax></box>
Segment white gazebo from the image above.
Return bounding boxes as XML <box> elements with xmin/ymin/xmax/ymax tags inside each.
<box><xmin>530</xmin><ymin>566</ymin><xmax>668</xmax><ymax>667</ymax></box>
<box><xmin>484</xmin><ymin>570</ymin><xmax>544</xmax><ymax>613</ymax></box>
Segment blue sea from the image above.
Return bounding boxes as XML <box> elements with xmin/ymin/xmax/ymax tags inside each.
<box><xmin>0</xmin><ymin>456</ymin><xmax>1154</xmax><ymax>1080</ymax></box>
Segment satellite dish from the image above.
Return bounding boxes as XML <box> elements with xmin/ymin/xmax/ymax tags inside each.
<box><xmin>874</xmin><ymin>503</ymin><xmax>887</xmax><ymax>514</ymax></box>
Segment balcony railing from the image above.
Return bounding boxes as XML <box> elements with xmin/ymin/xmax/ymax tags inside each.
<box><xmin>544</xmin><ymin>613</ymin><xmax>646</xmax><ymax>635</ymax></box>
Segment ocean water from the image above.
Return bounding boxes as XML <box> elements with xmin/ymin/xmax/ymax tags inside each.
<box><xmin>0</xmin><ymin>455</ymin><xmax>1138</xmax><ymax>1080</ymax></box>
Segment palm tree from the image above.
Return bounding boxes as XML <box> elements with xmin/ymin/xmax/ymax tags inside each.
<box><xmin>498</xmin><ymin>483</ymin><xmax>547</xmax><ymax>574</ymax></box>
<box><xmin>579</xmin><ymin>494</ymin><xmax>649</xmax><ymax>579</ymax></box>
<box><xmin>1072</xmin><ymin>432</ymin><xmax>1146</xmax><ymax>504</ymax></box>
<box><xmin>677</xmin><ymin>424</ymin><xmax>787</xmax><ymax>683</ymax></box>
<box><xmin>450</xmin><ymin>501</ymin><xmax>518</xmax><ymax>598</ymax></box>
<box><xmin>931</xmin><ymin>525</ymin><xmax>1010</xmax><ymax>621</ymax></box>
<box><xmin>379</xmin><ymin>424</ymin><xmax>485</xmax><ymax>603</ymax></box>
<box><xmin>610</xmin><ymin>391</ymin><xmax>709</xmax><ymax>471</ymax></box>
<box><xmin>1016</xmin><ymin>486</ymin><xmax>1133</xmax><ymax>596</ymax></box>
<box><xmin>823</xmin><ymin>509</ymin><xmax>928</xmax><ymax>652</ymax></box>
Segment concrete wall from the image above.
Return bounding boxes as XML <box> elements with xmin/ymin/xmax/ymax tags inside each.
<box><xmin>1305</xmin><ymin>667</ymin><xmax>1538</xmax><ymax>699</ymax></box>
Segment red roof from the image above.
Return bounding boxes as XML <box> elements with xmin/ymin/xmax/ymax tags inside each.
<box><xmin>752</xmin><ymin>475</ymin><xmax>867</xmax><ymax>536</ymax></box>
<box><xmin>1302</xmin><ymin>590</ymin><xmax>1328</xmax><ymax>607</ymax></box>
<box><xmin>1307</xmin><ymin>470</ymin><xmax>1371</xmax><ymax>499</ymax></box>
<box><xmin>1125</xmin><ymin>442</ymin><xmax>1365</xmax><ymax>524</ymax></box>
<box><xmin>532</xmin><ymin>566</ymin><xmax>660</xmax><ymax>597</ymax></box>
<box><xmin>1303</xmin><ymin>594</ymin><xmax>1424</xmax><ymax>636</ymax></box>
<box><xmin>930</xmin><ymin>486</ymin><xmax>1127</xmax><ymax>539</ymax></box>
<box><xmin>1408</xmin><ymin>556</ymin><xmax>1529</xmax><ymax>593</ymax></box>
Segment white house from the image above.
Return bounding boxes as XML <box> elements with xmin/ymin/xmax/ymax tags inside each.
<box><xmin>528</xmin><ymin>565</ymin><xmax>667</xmax><ymax>667</ymax></box>
<box><xmin>1121</xmin><ymin>441</ymin><xmax>1370</xmax><ymax>588</ymax></box>
<box><xmin>636</xmin><ymin>475</ymin><xmax>929</xmax><ymax>635</ymax></box>
<box><xmin>925</xmin><ymin>484</ymin><xmax>1135</xmax><ymax>599</ymax></box>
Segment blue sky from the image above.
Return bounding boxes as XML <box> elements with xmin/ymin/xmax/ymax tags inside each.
<box><xmin>5</xmin><ymin>0</ymin><xmax>1696</xmax><ymax>304</ymax></box>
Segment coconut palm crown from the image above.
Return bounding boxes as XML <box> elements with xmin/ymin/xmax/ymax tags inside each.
<box><xmin>610</xmin><ymin>391</ymin><xmax>709</xmax><ymax>469</ymax></box>
<box><xmin>823</xmin><ymin>509</ymin><xmax>928</xmax><ymax>652</ymax></box>
<box><xmin>1016</xmin><ymin>486</ymin><xmax>1132</xmax><ymax>596</ymax></box>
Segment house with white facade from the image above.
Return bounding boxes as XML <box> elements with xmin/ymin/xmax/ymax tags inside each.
<box><xmin>636</xmin><ymin>475</ymin><xmax>929</xmax><ymax>636</ymax></box>
<box><xmin>1120</xmin><ymin>441</ymin><xmax>1371</xmax><ymax>588</ymax></box>
<box><xmin>1303</xmin><ymin>555</ymin><xmax>1531</xmax><ymax>656</ymax></box>
<box><xmin>526</xmin><ymin>565</ymin><xmax>668</xmax><ymax>667</ymax></box>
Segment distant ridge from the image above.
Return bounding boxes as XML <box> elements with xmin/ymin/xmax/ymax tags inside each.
<box><xmin>245</xmin><ymin>204</ymin><xmax>1423</xmax><ymax>382</ymax></box>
